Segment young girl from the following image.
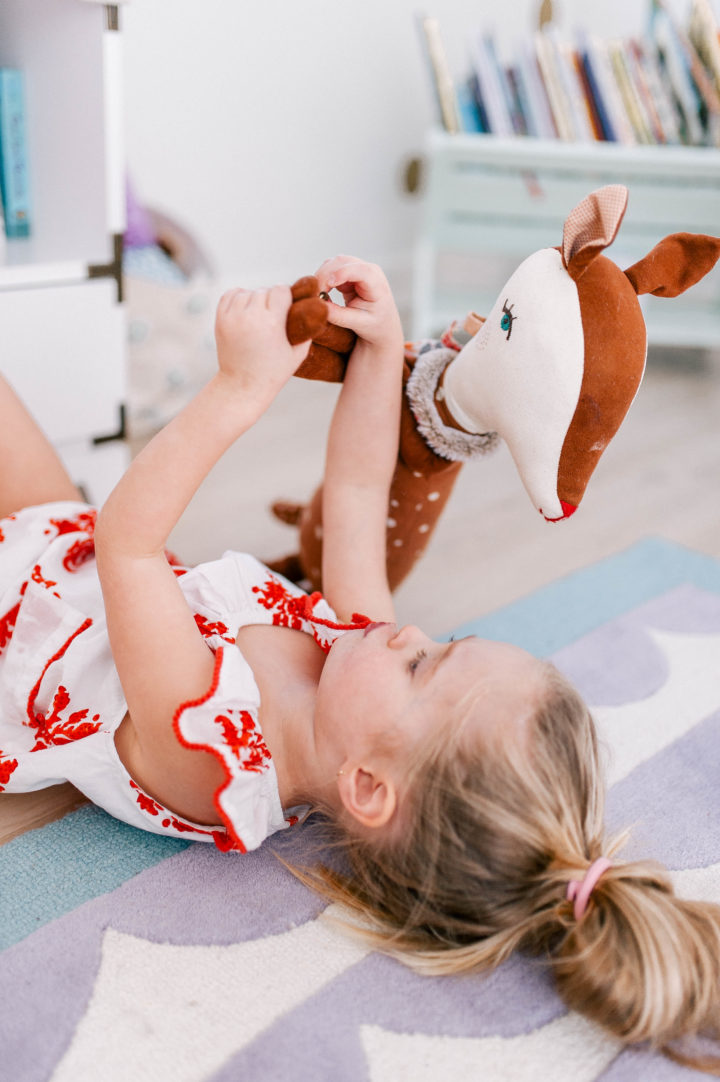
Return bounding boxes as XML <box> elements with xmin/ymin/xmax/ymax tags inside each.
<box><xmin>1</xmin><ymin>257</ymin><xmax>719</xmax><ymax>1072</ymax></box>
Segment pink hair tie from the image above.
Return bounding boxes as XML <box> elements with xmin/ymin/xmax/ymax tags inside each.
<box><xmin>566</xmin><ymin>857</ymin><xmax>612</xmax><ymax>920</ymax></box>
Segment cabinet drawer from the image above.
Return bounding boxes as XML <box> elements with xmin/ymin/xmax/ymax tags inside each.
<box><xmin>0</xmin><ymin>279</ymin><xmax>124</xmax><ymax>444</ymax></box>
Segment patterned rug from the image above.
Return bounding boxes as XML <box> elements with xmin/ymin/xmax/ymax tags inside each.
<box><xmin>3</xmin><ymin>537</ymin><xmax>720</xmax><ymax>1082</ymax></box>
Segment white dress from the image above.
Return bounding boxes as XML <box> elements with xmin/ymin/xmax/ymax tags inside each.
<box><xmin>0</xmin><ymin>501</ymin><xmax>366</xmax><ymax>852</ymax></box>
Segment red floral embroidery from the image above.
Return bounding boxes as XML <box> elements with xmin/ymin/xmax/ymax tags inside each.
<box><xmin>0</xmin><ymin>750</ymin><xmax>19</xmax><ymax>791</ymax></box>
<box><xmin>215</xmin><ymin>707</ymin><xmax>271</xmax><ymax>772</ymax></box>
<box><xmin>44</xmin><ymin>510</ymin><xmax>97</xmax><ymax>573</ymax></box>
<box><xmin>129</xmin><ymin>780</ymin><xmax>163</xmax><ymax>816</ymax></box>
<box><xmin>0</xmin><ymin>526</ymin><xmax>4</xmax><ymax>543</ymax></box>
<box><xmin>0</xmin><ymin>600</ymin><xmax>20</xmax><ymax>656</ymax></box>
<box><xmin>25</xmin><ymin>618</ymin><xmax>99</xmax><ymax>751</ymax></box>
<box><xmin>31</xmin><ymin>564</ymin><xmax>61</xmax><ymax>598</ymax></box>
<box><xmin>251</xmin><ymin>576</ymin><xmax>370</xmax><ymax>653</ymax></box>
<box><xmin>128</xmin><ymin>779</ymin><xmax>237</xmax><ymax>848</ymax></box>
<box><xmin>29</xmin><ymin>683</ymin><xmax>102</xmax><ymax>751</ymax></box>
<box><xmin>45</xmin><ymin>510</ymin><xmax>97</xmax><ymax>538</ymax></box>
<box><xmin>62</xmin><ymin>537</ymin><xmax>95</xmax><ymax>572</ymax></box>
<box><xmin>194</xmin><ymin>613</ymin><xmax>235</xmax><ymax>645</ymax></box>
<box><xmin>251</xmin><ymin>576</ymin><xmax>322</xmax><ymax>630</ymax></box>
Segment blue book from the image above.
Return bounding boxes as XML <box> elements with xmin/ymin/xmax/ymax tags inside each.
<box><xmin>0</xmin><ymin>69</ymin><xmax>32</xmax><ymax>238</ymax></box>
<box><xmin>579</xmin><ymin>44</ymin><xmax>617</xmax><ymax>141</ymax></box>
<box><xmin>457</xmin><ymin>80</ymin><xmax>485</xmax><ymax>132</ymax></box>
<box><xmin>469</xmin><ymin>73</ymin><xmax>492</xmax><ymax>132</ymax></box>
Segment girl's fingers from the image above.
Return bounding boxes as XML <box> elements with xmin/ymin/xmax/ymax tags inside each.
<box><xmin>322</xmin><ymin>298</ymin><xmax>371</xmax><ymax>334</ymax></box>
<box><xmin>217</xmin><ymin>287</ymin><xmax>250</xmax><ymax>315</ymax></box>
<box><xmin>266</xmin><ymin>283</ymin><xmax>292</xmax><ymax>312</ymax></box>
<box><xmin>316</xmin><ymin>255</ymin><xmax>381</xmax><ymax>298</ymax></box>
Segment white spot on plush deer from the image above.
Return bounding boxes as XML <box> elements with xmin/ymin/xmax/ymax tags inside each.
<box><xmin>276</xmin><ymin>185</ymin><xmax>720</xmax><ymax>591</ymax></box>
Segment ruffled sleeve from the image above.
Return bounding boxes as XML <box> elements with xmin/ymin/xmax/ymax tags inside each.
<box><xmin>171</xmin><ymin>552</ymin><xmax>371</xmax><ymax>852</ymax></box>
<box><xmin>172</xmin><ymin>644</ymin><xmax>288</xmax><ymax>852</ymax></box>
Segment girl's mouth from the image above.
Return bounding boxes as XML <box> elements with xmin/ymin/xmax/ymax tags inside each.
<box><xmin>363</xmin><ymin>621</ymin><xmax>392</xmax><ymax>637</ymax></box>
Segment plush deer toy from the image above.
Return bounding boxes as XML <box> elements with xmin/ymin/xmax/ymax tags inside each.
<box><xmin>275</xmin><ymin>184</ymin><xmax>720</xmax><ymax>593</ymax></box>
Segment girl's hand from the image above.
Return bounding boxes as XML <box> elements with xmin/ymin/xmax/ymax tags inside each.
<box><xmin>214</xmin><ymin>285</ymin><xmax>311</xmax><ymax>404</ymax></box>
<box><xmin>315</xmin><ymin>256</ymin><xmax>404</xmax><ymax>354</ymax></box>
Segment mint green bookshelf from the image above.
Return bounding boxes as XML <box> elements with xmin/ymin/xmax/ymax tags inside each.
<box><xmin>413</xmin><ymin>130</ymin><xmax>720</xmax><ymax>349</ymax></box>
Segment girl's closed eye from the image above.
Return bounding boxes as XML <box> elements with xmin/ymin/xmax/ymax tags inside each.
<box><xmin>408</xmin><ymin>649</ymin><xmax>427</xmax><ymax>674</ymax></box>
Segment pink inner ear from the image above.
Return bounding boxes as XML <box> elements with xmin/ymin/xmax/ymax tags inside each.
<box><xmin>562</xmin><ymin>185</ymin><xmax>629</xmax><ymax>280</ymax></box>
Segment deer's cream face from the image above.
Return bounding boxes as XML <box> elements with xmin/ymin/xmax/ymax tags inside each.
<box><xmin>443</xmin><ymin>248</ymin><xmax>585</xmax><ymax>521</ymax></box>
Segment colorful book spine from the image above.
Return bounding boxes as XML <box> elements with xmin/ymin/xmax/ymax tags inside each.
<box><xmin>626</xmin><ymin>39</ymin><xmax>667</xmax><ymax>143</ymax></box>
<box><xmin>456</xmin><ymin>81</ymin><xmax>485</xmax><ymax>133</ymax></box>
<box><xmin>0</xmin><ymin>69</ymin><xmax>32</xmax><ymax>239</ymax></box>
<box><xmin>609</xmin><ymin>40</ymin><xmax>654</xmax><ymax>143</ymax></box>
<box><xmin>651</xmin><ymin>1</ymin><xmax>705</xmax><ymax>144</ymax></box>
<box><xmin>584</xmin><ymin>34</ymin><xmax>637</xmax><ymax>145</ymax></box>
<box><xmin>415</xmin><ymin>14</ymin><xmax>720</xmax><ymax>147</ymax></box>
<box><xmin>471</xmin><ymin>33</ymin><xmax>514</xmax><ymax>136</ymax></box>
<box><xmin>688</xmin><ymin>0</ymin><xmax>720</xmax><ymax>97</ymax></box>
<box><xmin>661</xmin><ymin>0</ymin><xmax>720</xmax><ymax>146</ymax></box>
<box><xmin>416</xmin><ymin>16</ymin><xmax>461</xmax><ymax>134</ymax></box>
<box><xmin>469</xmin><ymin>73</ymin><xmax>492</xmax><ymax>133</ymax></box>
<box><xmin>517</xmin><ymin>40</ymin><xmax>557</xmax><ymax>138</ymax></box>
<box><xmin>506</xmin><ymin>65</ymin><xmax>532</xmax><ymax>136</ymax></box>
<box><xmin>551</xmin><ymin>31</ymin><xmax>596</xmax><ymax>141</ymax></box>
<box><xmin>534</xmin><ymin>30</ymin><xmax>575</xmax><ymax>140</ymax></box>
<box><xmin>634</xmin><ymin>38</ymin><xmax>683</xmax><ymax>143</ymax></box>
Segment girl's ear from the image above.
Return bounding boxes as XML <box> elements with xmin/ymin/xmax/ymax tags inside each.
<box><xmin>337</xmin><ymin>764</ymin><xmax>397</xmax><ymax>829</ymax></box>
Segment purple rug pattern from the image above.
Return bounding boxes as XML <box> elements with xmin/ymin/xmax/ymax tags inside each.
<box><xmin>2</xmin><ymin>581</ymin><xmax>720</xmax><ymax>1081</ymax></box>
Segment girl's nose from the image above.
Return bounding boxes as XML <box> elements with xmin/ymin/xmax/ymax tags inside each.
<box><xmin>387</xmin><ymin>624</ymin><xmax>425</xmax><ymax>649</ymax></box>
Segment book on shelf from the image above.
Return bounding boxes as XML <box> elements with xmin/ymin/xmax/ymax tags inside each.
<box><xmin>418</xmin><ymin>2</ymin><xmax>720</xmax><ymax>147</ymax></box>
<box><xmin>551</xmin><ymin>31</ymin><xmax>596</xmax><ymax>142</ymax></box>
<box><xmin>609</xmin><ymin>39</ymin><xmax>654</xmax><ymax>144</ymax></box>
<box><xmin>470</xmin><ymin>33</ymin><xmax>515</xmax><ymax>137</ymax></box>
<box><xmin>649</xmin><ymin>0</ymin><xmax>719</xmax><ymax>144</ymax></box>
<box><xmin>689</xmin><ymin>0</ymin><xmax>720</xmax><ymax>96</ymax></box>
<box><xmin>416</xmin><ymin>16</ymin><xmax>461</xmax><ymax>134</ymax></box>
<box><xmin>0</xmin><ymin>189</ymin><xmax>5</xmax><ymax>257</ymax></box>
<box><xmin>534</xmin><ymin>29</ymin><xmax>575</xmax><ymax>140</ymax></box>
<box><xmin>0</xmin><ymin>68</ymin><xmax>32</xmax><ymax>239</ymax></box>
<box><xmin>517</xmin><ymin>39</ymin><xmax>557</xmax><ymax>138</ymax></box>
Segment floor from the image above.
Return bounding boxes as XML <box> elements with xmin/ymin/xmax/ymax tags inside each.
<box><xmin>2</xmin><ymin>344</ymin><xmax>719</xmax><ymax>844</ymax></box>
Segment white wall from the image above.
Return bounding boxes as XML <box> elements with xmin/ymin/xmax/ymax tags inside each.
<box><xmin>122</xmin><ymin>0</ymin><xmax>688</xmax><ymax>305</ymax></box>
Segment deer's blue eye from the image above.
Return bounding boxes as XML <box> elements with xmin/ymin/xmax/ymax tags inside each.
<box><xmin>501</xmin><ymin>299</ymin><xmax>516</xmax><ymax>340</ymax></box>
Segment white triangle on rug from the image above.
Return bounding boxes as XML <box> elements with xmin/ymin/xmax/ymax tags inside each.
<box><xmin>591</xmin><ymin>629</ymin><xmax>720</xmax><ymax>786</ymax></box>
<box><xmin>360</xmin><ymin>1011</ymin><xmax>622</xmax><ymax>1082</ymax></box>
<box><xmin>672</xmin><ymin>859</ymin><xmax>720</xmax><ymax>904</ymax></box>
<box><xmin>50</xmin><ymin>905</ymin><xmax>369</xmax><ymax>1082</ymax></box>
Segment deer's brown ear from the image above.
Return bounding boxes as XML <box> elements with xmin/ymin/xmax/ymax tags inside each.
<box><xmin>624</xmin><ymin>233</ymin><xmax>720</xmax><ymax>297</ymax></box>
<box><xmin>561</xmin><ymin>185</ymin><xmax>628</xmax><ymax>281</ymax></box>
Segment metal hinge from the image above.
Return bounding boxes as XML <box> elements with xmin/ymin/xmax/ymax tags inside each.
<box><xmin>88</xmin><ymin>233</ymin><xmax>124</xmax><ymax>303</ymax></box>
<box><xmin>93</xmin><ymin>403</ymin><xmax>127</xmax><ymax>445</ymax></box>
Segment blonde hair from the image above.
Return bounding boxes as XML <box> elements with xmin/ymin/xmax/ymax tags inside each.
<box><xmin>298</xmin><ymin>663</ymin><xmax>720</xmax><ymax>1073</ymax></box>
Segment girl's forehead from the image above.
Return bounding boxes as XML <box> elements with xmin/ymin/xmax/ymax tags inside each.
<box><xmin>423</xmin><ymin>638</ymin><xmax>543</xmax><ymax>737</ymax></box>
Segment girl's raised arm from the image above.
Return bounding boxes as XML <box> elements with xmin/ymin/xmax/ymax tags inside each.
<box><xmin>314</xmin><ymin>257</ymin><xmax>405</xmax><ymax>623</ymax></box>
<box><xmin>94</xmin><ymin>287</ymin><xmax>310</xmax><ymax>810</ymax></box>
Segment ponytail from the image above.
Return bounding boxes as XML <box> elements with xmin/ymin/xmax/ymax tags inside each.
<box><xmin>295</xmin><ymin>661</ymin><xmax>720</xmax><ymax>1072</ymax></box>
<box><xmin>550</xmin><ymin>857</ymin><xmax>720</xmax><ymax>1072</ymax></box>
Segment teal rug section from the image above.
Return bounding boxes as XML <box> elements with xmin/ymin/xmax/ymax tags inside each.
<box><xmin>3</xmin><ymin>536</ymin><xmax>719</xmax><ymax>950</ymax></box>
<box><xmin>0</xmin><ymin>805</ymin><xmax>188</xmax><ymax>951</ymax></box>
<box><xmin>446</xmin><ymin>536</ymin><xmax>720</xmax><ymax>656</ymax></box>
